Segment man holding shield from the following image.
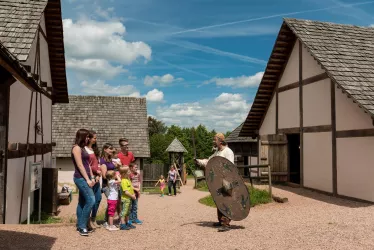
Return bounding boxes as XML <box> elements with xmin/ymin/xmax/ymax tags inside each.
<box><xmin>195</xmin><ymin>133</ymin><xmax>235</xmax><ymax>232</ymax></box>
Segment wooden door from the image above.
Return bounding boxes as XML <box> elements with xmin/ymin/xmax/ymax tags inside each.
<box><xmin>260</xmin><ymin>134</ymin><xmax>288</xmax><ymax>182</ymax></box>
<box><xmin>0</xmin><ymin>83</ymin><xmax>9</xmax><ymax>224</ymax></box>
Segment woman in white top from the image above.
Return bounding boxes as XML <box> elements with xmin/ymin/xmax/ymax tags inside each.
<box><xmin>167</xmin><ymin>165</ymin><xmax>177</xmax><ymax>196</ymax></box>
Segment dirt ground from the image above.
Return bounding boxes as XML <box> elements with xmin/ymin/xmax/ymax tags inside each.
<box><xmin>1</xmin><ymin>180</ymin><xmax>374</xmax><ymax>250</ymax></box>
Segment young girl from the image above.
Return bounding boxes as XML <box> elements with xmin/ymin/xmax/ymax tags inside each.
<box><xmin>155</xmin><ymin>175</ymin><xmax>166</xmax><ymax>197</ymax></box>
<box><xmin>112</xmin><ymin>150</ymin><xmax>122</xmax><ymax>168</ymax></box>
<box><xmin>106</xmin><ymin>170</ymin><xmax>121</xmax><ymax>231</ymax></box>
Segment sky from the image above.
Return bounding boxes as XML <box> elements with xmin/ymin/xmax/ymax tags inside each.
<box><xmin>61</xmin><ymin>0</ymin><xmax>374</xmax><ymax>133</ymax></box>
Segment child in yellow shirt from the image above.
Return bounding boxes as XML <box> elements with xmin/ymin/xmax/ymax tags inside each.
<box><xmin>155</xmin><ymin>175</ymin><xmax>166</xmax><ymax>197</ymax></box>
<box><xmin>119</xmin><ymin>165</ymin><xmax>136</xmax><ymax>230</ymax></box>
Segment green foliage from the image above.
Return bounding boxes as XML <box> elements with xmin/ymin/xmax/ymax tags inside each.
<box><xmin>147</xmin><ymin>117</ymin><xmax>226</xmax><ymax>171</ymax></box>
<box><xmin>198</xmin><ymin>186</ymin><xmax>272</xmax><ymax>208</ymax></box>
<box><xmin>22</xmin><ymin>211</ymin><xmax>62</xmax><ymax>224</ymax></box>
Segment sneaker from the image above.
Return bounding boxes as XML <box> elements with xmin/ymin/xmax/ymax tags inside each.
<box><xmin>102</xmin><ymin>222</ymin><xmax>108</xmax><ymax>229</ymax></box>
<box><xmin>107</xmin><ymin>225</ymin><xmax>119</xmax><ymax>231</ymax></box>
<box><xmin>78</xmin><ymin>228</ymin><xmax>89</xmax><ymax>236</ymax></box>
<box><xmin>127</xmin><ymin>223</ymin><xmax>136</xmax><ymax>229</ymax></box>
<box><xmin>87</xmin><ymin>227</ymin><xmax>94</xmax><ymax>233</ymax></box>
<box><xmin>218</xmin><ymin>225</ymin><xmax>231</xmax><ymax>232</ymax></box>
<box><xmin>133</xmin><ymin>219</ymin><xmax>143</xmax><ymax>225</ymax></box>
<box><xmin>120</xmin><ymin>223</ymin><xmax>130</xmax><ymax>230</ymax></box>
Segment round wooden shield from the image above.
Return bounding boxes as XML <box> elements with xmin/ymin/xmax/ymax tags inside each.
<box><xmin>205</xmin><ymin>156</ymin><xmax>250</xmax><ymax>221</ymax></box>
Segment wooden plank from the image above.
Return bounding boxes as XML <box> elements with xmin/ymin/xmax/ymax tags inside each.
<box><xmin>336</xmin><ymin>128</ymin><xmax>374</xmax><ymax>138</ymax></box>
<box><xmin>331</xmin><ymin>80</ymin><xmax>337</xmax><ymax>196</ymax></box>
<box><xmin>299</xmin><ymin>40</ymin><xmax>304</xmax><ymax>187</ymax></box>
<box><xmin>278</xmin><ymin>127</ymin><xmax>300</xmax><ymax>134</ymax></box>
<box><xmin>303</xmin><ymin>125</ymin><xmax>332</xmax><ymax>133</ymax></box>
<box><xmin>277</xmin><ymin>72</ymin><xmax>329</xmax><ymax>93</ymax></box>
<box><xmin>277</xmin><ymin>82</ymin><xmax>299</xmax><ymax>93</ymax></box>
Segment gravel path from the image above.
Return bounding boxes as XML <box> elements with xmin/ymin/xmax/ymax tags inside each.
<box><xmin>1</xmin><ymin>180</ymin><xmax>374</xmax><ymax>250</ymax></box>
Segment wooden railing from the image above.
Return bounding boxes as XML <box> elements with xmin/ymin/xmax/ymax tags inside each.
<box><xmin>237</xmin><ymin>164</ymin><xmax>272</xmax><ymax>197</ymax></box>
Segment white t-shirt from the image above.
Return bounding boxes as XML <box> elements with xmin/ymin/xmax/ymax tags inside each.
<box><xmin>197</xmin><ymin>146</ymin><xmax>235</xmax><ymax>167</ymax></box>
<box><xmin>108</xmin><ymin>179</ymin><xmax>119</xmax><ymax>201</ymax></box>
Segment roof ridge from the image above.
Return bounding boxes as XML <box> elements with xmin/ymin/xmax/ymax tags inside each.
<box><xmin>283</xmin><ymin>17</ymin><xmax>374</xmax><ymax>30</ymax></box>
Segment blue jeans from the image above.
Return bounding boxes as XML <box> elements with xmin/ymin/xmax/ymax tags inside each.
<box><xmin>74</xmin><ymin>177</ymin><xmax>95</xmax><ymax>229</ymax></box>
<box><xmin>129</xmin><ymin>198</ymin><xmax>138</xmax><ymax>221</ymax></box>
<box><xmin>91</xmin><ymin>182</ymin><xmax>102</xmax><ymax>218</ymax></box>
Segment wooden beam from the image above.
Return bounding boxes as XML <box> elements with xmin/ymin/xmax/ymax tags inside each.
<box><xmin>47</xmin><ymin>87</ymin><xmax>53</xmax><ymax>92</ymax></box>
<box><xmin>38</xmin><ymin>25</ymin><xmax>48</xmax><ymax>41</ymax></box>
<box><xmin>278</xmin><ymin>127</ymin><xmax>300</xmax><ymax>134</ymax></box>
<box><xmin>277</xmin><ymin>72</ymin><xmax>329</xmax><ymax>93</ymax></box>
<box><xmin>336</xmin><ymin>128</ymin><xmax>374</xmax><ymax>138</ymax></box>
<box><xmin>331</xmin><ymin>80</ymin><xmax>337</xmax><ymax>196</ymax></box>
<box><xmin>299</xmin><ymin>40</ymin><xmax>304</xmax><ymax>187</ymax></box>
<box><xmin>303</xmin><ymin>125</ymin><xmax>332</xmax><ymax>133</ymax></box>
<box><xmin>7</xmin><ymin>143</ymin><xmax>54</xmax><ymax>159</ymax></box>
<box><xmin>40</xmin><ymin>81</ymin><xmax>47</xmax><ymax>87</ymax></box>
<box><xmin>22</xmin><ymin>65</ymin><xmax>31</xmax><ymax>72</ymax></box>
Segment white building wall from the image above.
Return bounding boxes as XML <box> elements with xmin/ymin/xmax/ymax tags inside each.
<box><xmin>6</xmin><ymin>14</ymin><xmax>53</xmax><ymax>223</ymax></box>
<box><xmin>259</xmin><ymin>95</ymin><xmax>276</xmax><ymax>136</ymax></box>
<box><xmin>278</xmin><ymin>41</ymin><xmax>299</xmax><ymax>88</ymax></box>
<box><xmin>278</xmin><ymin>88</ymin><xmax>299</xmax><ymax>129</ymax></box>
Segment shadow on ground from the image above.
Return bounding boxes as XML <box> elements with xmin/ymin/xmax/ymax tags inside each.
<box><xmin>181</xmin><ymin>221</ymin><xmax>245</xmax><ymax>230</ymax></box>
<box><xmin>274</xmin><ymin>184</ymin><xmax>373</xmax><ymax>208</ymax></box>
<box><xmin>0</xmin><ymin>230</ymin><xmax>56</xmax><ymax>249</ymax></box>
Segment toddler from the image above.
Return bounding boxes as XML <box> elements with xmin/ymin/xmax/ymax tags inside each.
<box><xmin>155</xmin><ymin>175</ymin><xmax>166</xmax><ymax>197</ymax></box>
<box><xmin>106</xmin><ymin>170</ymin><xmax>121</xmax><ymax>231</ymax></box>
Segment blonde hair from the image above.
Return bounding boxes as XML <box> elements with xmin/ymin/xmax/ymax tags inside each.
<box><xmin>119</xmin><ymin>165</ymin><xmax>129</xmax><ymax>176</ymax></box>
<box><xmin>106</xmin><ymin>170</ymin><xmax>115</xmax><ymax>180</ymax></box>
<box><xmin>160</xmin><ymin>175</ymin><xmax>164</xmax><ymax>179</ymax></box>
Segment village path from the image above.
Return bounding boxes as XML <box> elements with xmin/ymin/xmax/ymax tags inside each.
<box><xmin>1</xmin><ymin>180</ymin><xmax>374</xmax><ymax>249</ymax></box>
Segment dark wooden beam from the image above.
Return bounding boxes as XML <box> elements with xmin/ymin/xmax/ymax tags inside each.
<box><xmin>303</xmin><ymin>125</ymin><xmax>332</xmax><ymax>133</ymax></box>
<box><xmin>278</xmin><ymin>127</ymin><xmax>300</xmax><ymax>134</ymax></box>
<box><xmin>331</xmin><ymin>80</ymin><xmax>337</xmax><ymax>196</ymax></box>
<box><xmin>277</xmin><ymin>72</ymin><xmax>329</xmax><ymax>93</ymax></box>
<box><xmin>299</xmin><ymin>40</ymin><xmax>304</xmax><ymax>187</ymax></box>
<box><xmin>40</xmin><ymin>81</ymin><xmax>47</xmax><ymax>87</ymax></box>
<box><xmin>22</xmin><ymin>65</ymin><xmax>31</xmax><ymax>72</ymax></box>
<box><xmin>38</xmin><ymin>25</ymin><xmax>48</xmax><ymax>41</ymax></box>
<box><xmin>47</xmin><ymin>87</ymin><xmax>53</xmax><ymax>92</ymax></box>
<box><xmin>336</xmin><ymin>128</ymin><xmax>374</xmax><ymax>138</ymax></box>
<box><xmin>7</xmin><ymin>143</ymin><xmax>54</xmax><ymax>159</ymax></box>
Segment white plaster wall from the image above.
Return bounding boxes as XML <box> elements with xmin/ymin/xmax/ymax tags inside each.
<box><xmin>259</xmin><ymin>95</ymin><xmax>276</xmax><ymax>135</ymax></box>
<box><xmin>278</xmin><ymin>88</ymin><xmax>299</xmax><ymax>129</ymax></box>
<box><xmin>335</xmin><ymin>85</ymin><xmax>373</xmax><ymax>131</ymax></box>
<box><xmin>337</xmin><ymin>137</ymin><xmax>374</xmax><ymax>202</ymax></box>
<box><xmin>278</xmin><ymin>41</ymin><xmax>299</xmax><ymax>87</ymax></box>
<box><xmin>302</xmin><ymin>45</ymin><xmax>325</xmax><ymax>79</ymax></box>
<box><xmin>303</xmin><ymin>79</ymin><xmax>331</xmax><ymax>127</ymax></box>
<box><xmin>303</xmin><ymin>132</ymin><xmax>333</xmax><ymax>193</ymax></box>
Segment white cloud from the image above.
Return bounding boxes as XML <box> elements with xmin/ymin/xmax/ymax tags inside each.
<box><xmin>144</xmin><ymin>74</ymin><xmax>183</xmax><ymax>86</ymax></box>
<box><xmin>145</xmin><ymin>89</ymin><xmax>164</xmax><ymax>102</ymax></box>
<box><xmin>204</xmin><ymin>72</ymin><xmax>264</xmax><ymax>88</ymax></box>
<box><xmin>95</xmin><ymin>6</ymin><xmax>114</xmax><ymax>19</ymax></box>
<box><xmin>79</xmin><ymin>80</ymin><xmax>140</xmax><ymax>97</ymax></box>
<box><xmin>66</xmin><ymin>59</ymin><xmax>127</xmax><ymax>79</ymax></box>
<box><xmin>155</xmin><ymin>93</ymin><xmax>251</xmax><ymax>132</ymax></box>
<box><xmin>62</xmin><ymin>19</ymin><xmax>152</xmax><ymax>65</ymax></box>
<box><xmin>370</xmin><ymin>24</ymin><xmax>374</xmax><ymax>27</ymax></box>
<box><xmin>128</xmin><ymin>75</ymin><xmax>137</xmax><ymax>80</ymax></box>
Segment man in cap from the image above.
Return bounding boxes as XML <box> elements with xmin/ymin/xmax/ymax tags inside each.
<box><xmin>195</xmin><ymin>133</ymin><xmax>235</xmax><ymax>232</ymax></box>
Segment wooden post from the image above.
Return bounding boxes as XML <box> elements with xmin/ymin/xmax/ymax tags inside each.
<box><xmin>268</xmin><ymin>164</ymin><xmax>272</xmax><ymax>198</ymax></box>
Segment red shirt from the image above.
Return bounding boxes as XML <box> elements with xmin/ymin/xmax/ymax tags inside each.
<box><xmin>118</xmin><ymin>151</ymin><xmax>135</xmax><ymax>166</ymax></box>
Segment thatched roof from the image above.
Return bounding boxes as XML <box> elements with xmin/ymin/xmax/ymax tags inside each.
<box><xmin>226</xmin><ymin>123</ymin><xmax>256</xmax><ymax>143</ymax></box>
<box><xmin>240</xmin><ymin>18</ymin><xmax>374</xmax><ymax>137</ymax></box>
<box><xmin>0</xmin><ymin>0</ymin><xmax>68</xmax><ymax>103</ymax></box>
<box><xmin>52</xmin><ymin>95</ymin><xmax>150</xmax><ymax>158</ymax></box>
<box><xmin>165</xmin><ymin>138</ymin><xmax>187</xmax><ymax>153</ymax></box>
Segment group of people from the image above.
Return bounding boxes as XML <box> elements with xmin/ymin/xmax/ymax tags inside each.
<box><xmin>71</xmin><ymin>129</ymin><xmax>143</xmax><ymax>236</ymax></box>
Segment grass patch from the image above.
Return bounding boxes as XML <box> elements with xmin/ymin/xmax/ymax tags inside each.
<box><xmin>199</xmin><ymin>186</ymin><xmax>272</xmax><ymax>208</ymax></box>
<box><xmin>22</xmin><ymin>211</ymin><xmax>62</xmax><ymax>224</ymax></box>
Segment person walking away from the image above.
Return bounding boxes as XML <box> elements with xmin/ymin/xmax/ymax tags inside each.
<box><xmin>167</xmin><ymin>166</ymin><xmax>177</xmax><ymax>196</ymax></box>
<box><xmin>72</xmin><ymin>129</ymin><xmax>95</xmax><ymax>236</ymax></box>
<box><xmin>195</xmin><ymin>133</ymin><xmax>234</xmax><ymax>232</ymax></box>
<box><xmin>129</xmin><ymin>163</ymin><xmax>143</xmax><ymax>225</ymax></box>
<box><xmin>86</xmin><ymin>130</ymin><xmax>101</xmax><ymax>229</ymax></box>
<box><xmin>119</xmin><ymin>165</ymin><xmax>137</xmax><ymax>230</ymax></box>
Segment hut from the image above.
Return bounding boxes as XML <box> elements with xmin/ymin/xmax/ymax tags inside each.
<box><xmin>240</xmin><ymin>18</ymin><xmax>374</xmax><ymax>202</ymax></box>
<box><xmin>0</xmin><ymin>0</ymin><xmax>68</xmax><ymax>223</ymax></box>
<box><xmin>226</xmin><ymin>123</ymin><xmax>258</xmax><ymax>177</ymax></box>
<box><xmin>52</xmin><ymin>95</ymin><xmax>150</xmax><ymax>184</ymax></box>
<box><xmin>165</xmin><ymin>138</ymin><xmax>188</xmax><ymax>183</ymax></box>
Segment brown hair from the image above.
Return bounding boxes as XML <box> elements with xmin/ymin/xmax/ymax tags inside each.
<box><xmin>129</xmin><ymin>163</ymin><xmax>137</xmax><ymax>168</ymax></box>
<box><xmin>74</xmin><ymin>129</ymin><xmax>89</xmax><ymax>148</ymax></box>
<box><xmin>106</xmin><ymin>170</ymin><xmax>115</xmax><ymax>180</ymax></box>
<box><xmin>88</xmin><ymin>130</ymin><xmax>100</xmax><ymax>157</ymax></box>
<box><xmin>119</xmin><ymin>138</ymin><xmax>128</xmax><ymax>145</ymax></box>
<box><xmin>101</xmin><ymin>143</ymin><xmax>114</xmax><ymax>161</ymax></box>
<box><xmin>119</xmin><ymin>165</ymin><xmax>129</xmax><ymax>175</ymax></box>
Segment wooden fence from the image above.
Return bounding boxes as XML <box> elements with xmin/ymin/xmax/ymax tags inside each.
<box><xmin>141</xmin><ymin>163</ymin><xmax>181</xmax><ymax>189</ymax></box>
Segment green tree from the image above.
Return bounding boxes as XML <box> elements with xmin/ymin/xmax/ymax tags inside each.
<box><xmin>148</xmin><ymin>116</ymin><xmax>167</xmax><ymax>137</ymax></box>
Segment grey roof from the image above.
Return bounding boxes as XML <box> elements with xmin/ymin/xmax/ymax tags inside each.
<box><xmin>226</xmin><ymin>123</ymin><xmax>256</xmax><ymax>143</ymax></box>
<box><xmin>52</xmin><ymin>95</ymin><xmax>150</xmax><ymax>158</ymax></box>
<box><xmin>285</xmin><ymin>18</ymin><xmax>374</xmax><ymax>115</ymax></box>
<box><xmin>165</xmin><ymin>138</ymin><xmax>187</xmax><ymax>153</ymax></box>
<box><xmin>0</xmin><ymin>0</ymin><xmax>47</xmax><ymax>61</ymax></box>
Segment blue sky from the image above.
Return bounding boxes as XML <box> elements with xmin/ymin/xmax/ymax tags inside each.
<box><xmin>62</xmin><ymin>0</ymin><xmax>374</xmax><ymax>132</ymax></box>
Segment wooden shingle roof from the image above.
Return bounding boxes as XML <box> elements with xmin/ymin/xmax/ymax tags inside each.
<box><xmin>240</xmin><ymin>18</ymin><xmax>374</xmax><ymax>137</ymax></box>
<box><xmin>52</xmin><ymin>95</ymin><xmax>150</xmax><ymax>158</ymax></box>
<box><xmin>226</xmin><ymin>123</ymin><xmax>257</xmax><ymax>143</ymax></box>
<box><xmin>165</xmin><ymin>138</ymin><xmax>188</xmax><ymax>153</ymax></box>
<box><xmin>0</xmin><ymin>0</ymin><xmax>68</xmax><ymax>103</ymax></box>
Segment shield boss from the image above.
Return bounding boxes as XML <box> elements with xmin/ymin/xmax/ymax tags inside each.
<box><xmin>205</xmin><ymin>156</ymin><xmax>250</xmax><ymax>221</ymax></box>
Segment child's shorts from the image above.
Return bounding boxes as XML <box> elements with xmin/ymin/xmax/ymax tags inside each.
<box><xmin>120</xmin><ymin>199</ymin><xmax>131</xmax><ymax>218</ymax></box>
<box><xmin>107</xmin><ymin>200</ymin><xmax>118</xmax><ymax>217</ymax></box>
